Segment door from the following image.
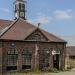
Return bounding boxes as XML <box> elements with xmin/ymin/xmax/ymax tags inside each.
<box><xmin>53</xmin><ymin>54</ymin><xmax>59</xmax><ymax>69</ymax></box>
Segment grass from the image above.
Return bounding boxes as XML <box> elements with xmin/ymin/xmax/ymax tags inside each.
<box><xmin>5</xmin><ymin>72</ymin><xmax>43</xmax><ymax>75</ymax></box>
<box><xmin>6</xmin><ymin>72</ymin><xmax>30</xmax><ymax>75</ymax></box>
<box><xmin>3</xmin><ymin>68</ymin><xmax>60</xmax><ymax>75</ymax></box>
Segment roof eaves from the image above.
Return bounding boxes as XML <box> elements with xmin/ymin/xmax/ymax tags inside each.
<box><xmin>42</xmin><ymin>30</ymin><xmax>66</xmax><ymax>42</ymax></box>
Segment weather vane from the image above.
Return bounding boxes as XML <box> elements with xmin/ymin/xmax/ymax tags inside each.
<box><xmin>38</xmin><ymin>23</ymin><xmax>41</xmax><ymax>28</ymax></box>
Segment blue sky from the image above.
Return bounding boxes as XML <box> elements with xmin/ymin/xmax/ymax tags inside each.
<box><xmin>0</xmin><ymin>0</ymin><xmax>75</xmax><ymax>46</ymax></box>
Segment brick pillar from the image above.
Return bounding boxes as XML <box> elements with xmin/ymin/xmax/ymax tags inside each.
<box><xmin>60</xmin><ymin>45</ymin><xmax>66</xmax><ymax>70</ymax></box>
<box><xmin>0</xmin><ymin>48</ymin><xmax>2</xmax><ymax>75</ymax></box>
<box><xmin>59</xmin><ymin>53</ymin><xmax>61</xmax><ymax>70</ymax></box>
<box><xmin>31</xmin><ymin>48</ymin><xmax>35</xmax><ymax>70</ymax></box>
<box><xmin>49</xmin><ymin>49</ymin><xmax>53</xmax><ymax>69</ymax></box>
<box><xmin>2</xmin><ymin>47</ymin><xmax>7</xmax><ymax>74</ymax></box>
<box><xmin>34</xmin><ymin>43</ymin><xmax>39</xmax><ymax>70</ymax></box>
<box><xmin>17</xmin><ymin>52</ymin><xmax>22</xmax><ymax>71</ymax></box>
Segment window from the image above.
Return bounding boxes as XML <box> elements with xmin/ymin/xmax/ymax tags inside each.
<box><xmin>7</xmin><ymin>48</ymin><xmax>18</xmax><ymax>66</ymax></box>
<box><xmin>21</xmin><ymin>4</ymin><xmax>25</xmax><ymax>10</ymax></box>
<box><xmin>39</xmin><ymin>48</ymin><xmax>50</xmax><ymax>69</ymax></box>
<box><xmin>22</xmin><ymin>48</ymin><xmax>32</xmax><ymax>69</ymax></box>
<box><xmin>19</xmin><ymin>3</ymin><xmax>21</xmax><ymax>10</ymax></box>
<box><xmin>19</xmin><ymin>3</ymin><xmax>25</xmax><ymax>10</ymax></box>
<box><xmin>56</xmin><ymin>49</ymin><xmax>60</xmax><ymax>54</ymax></box>
<box><xmin>15</xmin><ymin>4</ymin><xmax>19</xmax><ymax>10</ymax></box>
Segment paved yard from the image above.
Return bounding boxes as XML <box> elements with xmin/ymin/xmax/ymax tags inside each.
<box><xmin>43</xmin><ymin>71</ymin><xmax>75</xmax><ymax>75</ymax></box>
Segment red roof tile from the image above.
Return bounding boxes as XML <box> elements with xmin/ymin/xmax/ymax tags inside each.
<box><xmin>0</xmin><ymin>18</ymin><xmax>66</xmax><ymax>43</ymax></box>
<box><xmin>41</xmin><ymin>30</ymin><xmax>65</xmax><ymax>42</ymax></box>
<box><xmin>0</xmin><ymin>19</ymin><xmax>12</xmax><ymax>31</ymax></box>
<box><xmin>0</xmin><ymin>18</ymin><xmax>36</xmax><ymax>40</ymax></box>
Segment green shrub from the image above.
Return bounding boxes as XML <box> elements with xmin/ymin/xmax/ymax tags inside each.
<box><xmin>42</xmin><ymin>67</ymin><xmax>59</xmax><ymax>73</ymax></box>
<box><xmin>49</xmin><ymin>68</ymin><xmax>59</xmax><ymax>73</ymax></box>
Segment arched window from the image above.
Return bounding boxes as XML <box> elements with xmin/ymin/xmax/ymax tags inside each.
<box><xmin>7</xmin><ymin>48</ymin><xmax>18</xmax><ymax>71</ymax></box>
<box><xmin>21</xmin><ymin>4</ymin><xmax>25</xmax><ymax>10</ymax></box>
<box><xmin>22</xmin><ymin>48</ymin><xmax>32</xmax><ymax>69</ymax></box>
<box><xmin>39</xmin><ymin>48</ymin><xmax>50</xmax><ymax>69</ymax></box>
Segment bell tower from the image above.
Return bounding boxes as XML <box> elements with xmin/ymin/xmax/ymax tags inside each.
<box><xmin>14</xmin><ymin>0</ymin><xmax>26</xmax><ymax>20</ymax></box>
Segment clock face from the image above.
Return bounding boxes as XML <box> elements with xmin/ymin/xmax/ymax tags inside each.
<box><xmin>20</xmin><ymin>12</ymin><xmax>24</xmax><ymax>17</ymax></box>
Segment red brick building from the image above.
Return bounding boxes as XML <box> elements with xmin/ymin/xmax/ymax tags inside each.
<box><xmin>0</xmin><ymin>0</ymin><xmax>66</xmax><ymax>73</ymax></box>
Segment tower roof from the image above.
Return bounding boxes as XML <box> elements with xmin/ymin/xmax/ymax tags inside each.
<box><xmin>17</xmin><ymin>0</ymin><xmax>24</xmax><ymax>1</ymax></box>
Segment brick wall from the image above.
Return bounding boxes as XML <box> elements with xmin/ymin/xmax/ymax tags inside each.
<box><xmin>1</xmin><ymin>41</ymin><xmax>66</xmax><ymax>72</ymax></box>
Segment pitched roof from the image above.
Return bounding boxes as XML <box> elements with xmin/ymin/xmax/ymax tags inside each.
<box><xmin>0</xmin><ymin>18</ymin><xmax>66</xmax><ymax>43</ymax></box>
<box><xmin>41</xmin><ymin>30</ymin><xmax>65</xmax><ymax>42</ymax></box>
<box><xmin>0</xmin><ymin>19</ymin><xmax>12</xmax><ymax>31</ymax></box>
<box><xmin>0</xmin><ymin>18</ymin><xmax>36</xmax><ymax>40</ymax></box>
<box><xmin>66</xmin><ymin>46</ymin><xmax>75</xmax><ymax>56</ymax></box>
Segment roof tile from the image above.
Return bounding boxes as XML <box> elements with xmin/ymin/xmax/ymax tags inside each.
<box><xmin>0</xmin><ymin>18</ymin><xmax>66</xmax><ymax>42</ymax></box>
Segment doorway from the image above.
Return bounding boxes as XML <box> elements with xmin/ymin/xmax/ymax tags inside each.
<box><xmin>53</xmin><ymin>54</ymin><xmax>60</xmax><ymax>69</ymax></box>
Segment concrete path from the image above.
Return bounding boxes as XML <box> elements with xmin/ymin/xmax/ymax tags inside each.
<box><xmin>42</xmin><ymin>71</ymin><xmax>75</xmax><ymax>75</ymax></box>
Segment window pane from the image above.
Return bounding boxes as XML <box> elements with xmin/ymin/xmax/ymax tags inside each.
<box><xmin>22</xmin><ymin>49</ymin><xmax>32</xmax><ymax>65</ymax></box>
<box><xmin>56</xmin><ymin>49</ymin><xmax>60</xmax><ymax>54</ymax></box>
<box><xmin>7</xmin><ymin>49</ymin><xmax>18</xmax><ymax>66</ymax></box>
<box><xmin>39</xmin><ymin>48</ymin><xmax>50</xmax><ymax>69</ymax></box>
<box><xmin>21</xmin><ymin>4</ymin><xmax>25</xmax><ymax>10</ymax></box>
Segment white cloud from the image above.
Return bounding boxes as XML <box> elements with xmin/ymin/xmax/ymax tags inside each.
<box><xmin>34</xmin><ymin>16</ymin><xmax>52</xmax><ymax>24</ymax></box>
<box><xmin>54</xmin><ymin>9</ymin><xmax>73</xmax><ymax>20</ymax></box>
<box><xmin>31</xmin><ymin>12</ymin><xmax>52</xmax><ymax>24</ymax></box>
<box><xmin>66</xmin><ymin>9</ymin><xmax>72</xmax><ymax>12</ymax></box>
<box><xmin>0</xmin><ymin>8</ymin><xmax>10</xmax><ymax>13</ymax></box>
<box><xmin>28</xmin><ymin>15</ymin><xmax>52</xmax><ymax>25</ymax></box>
<box><xmin>28</xmin><ymin>9</ymin><xmax>73</xmax><ymax>25</ymax></box>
